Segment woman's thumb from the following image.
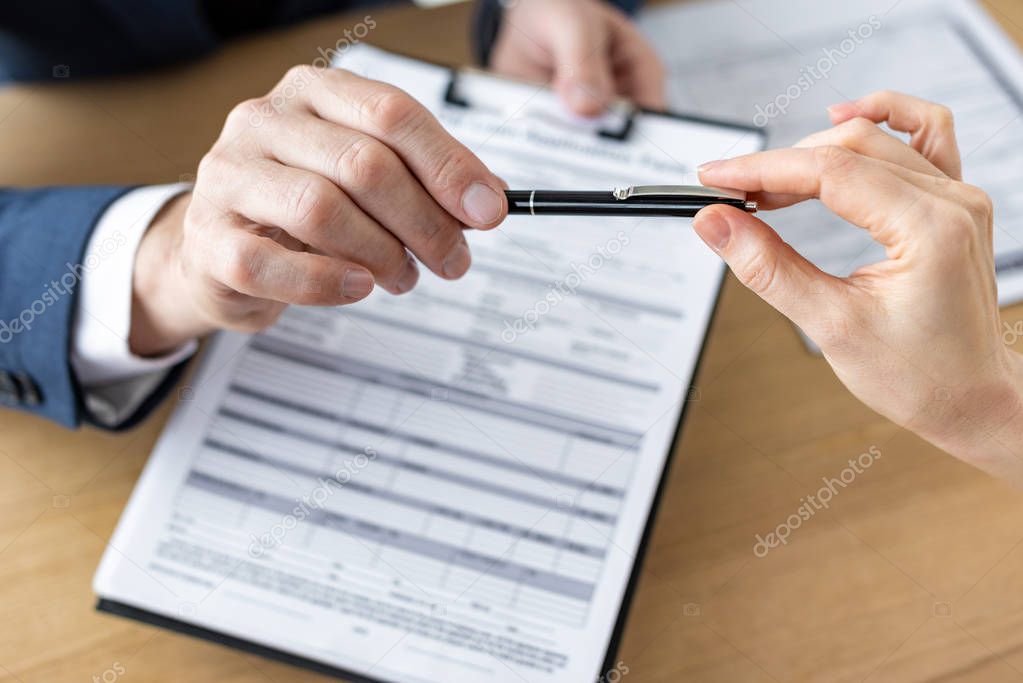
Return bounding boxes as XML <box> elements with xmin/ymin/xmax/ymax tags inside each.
<box><xmin>693</xmin><ymin>205</ymin><xmax>843</xmax><ymax>338</ymax></box>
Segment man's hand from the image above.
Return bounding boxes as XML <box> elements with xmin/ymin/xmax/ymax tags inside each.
<box><xmin>489</xmin><ymin>0</ymin><xmax>666</xmax><ymax>116</ymax></box>
<box><xmin>130</xmin><ymin>66</ymin><xmax>508</xmax><ymax>356</ymax></box>
<box><xmin>694</xmin><ymin>92</ymin><xmax>1023</xmax><ymax>484</ymax></box>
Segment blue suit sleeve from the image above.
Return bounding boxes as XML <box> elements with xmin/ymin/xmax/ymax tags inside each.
<box><xmin>0</xmin><ymin>187</ymin><xmax>187</xmax><ymax>430</ymax></box>
<box><xmin>472</xmin><ymin>0</ymin><xmax>644</xmax><ymax>66</ymax></box>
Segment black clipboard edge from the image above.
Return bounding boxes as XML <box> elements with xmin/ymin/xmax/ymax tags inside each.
<box><xmin>597</xmin><ymin>266</ymin><xmax>731</xmax><ymax>680</ymax></box>
<box><xmin>638</xmin><ymin>106</ymin><xmax>766</xmax><ymax>138</ymax></box>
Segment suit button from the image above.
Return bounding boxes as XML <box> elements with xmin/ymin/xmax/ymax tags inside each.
<box><xmin>13</xmin><ymin>373</ymin><xmax>41</xmax><ymax>406</ymax></box>
<box><xmin>0</xmin><ymin>371</ymin><xmax>19</xmax><ymax>406</ymax></box>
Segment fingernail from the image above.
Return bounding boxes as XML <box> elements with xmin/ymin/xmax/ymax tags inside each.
<box><xmin>342</xmin><ymin>269</ymin><xmax>374</xmax><ymax>299</ymax></box>
<box><xmin>396</xmin><ymin>256</ymin><xmax>419</xmax><ymax>294</ymax></box>
<box><xmin>697</xmin><ymin>160</ymin><xmax>721</xmax><ymax>174</ymax></box>
<box><xmin>442</xmin><ymin>242</ymin><xmax>471</xmax><ymax>279</ymax></box>
<box><xmin>570</xmin><ymin>84</ymin><xmax>604</xmax><ymax>112</ymax></box>
<box><xmin>694</xmin><ymin>212</ymin><xmax>731</xmax><ymax>252</ymax></box>
<box><xmin>462</xmin><ymin>182</ymin><xmax>503</xmax><ymax>226</ymax></box>
<box><xmin>827</xmin><ymin>102</ymin><xmax>855</xmax><ymax>117</ymax></box>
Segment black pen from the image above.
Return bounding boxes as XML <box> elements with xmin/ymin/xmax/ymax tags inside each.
<box><xmin>505</xmin><ymin>185</ymin><xmax>757</xmax><ymax>218</ymax></box>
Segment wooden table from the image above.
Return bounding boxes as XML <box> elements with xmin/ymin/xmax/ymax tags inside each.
<box><xmin>3</xmin><ymin>1</ymin><xmax>1023</xmax><ymax>681</ymax></box>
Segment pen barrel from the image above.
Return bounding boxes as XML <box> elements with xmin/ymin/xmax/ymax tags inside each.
<box><xmin>505</xmin><ymin>190</ymin><xmax>750</xmax><ymax>218</ymax></box>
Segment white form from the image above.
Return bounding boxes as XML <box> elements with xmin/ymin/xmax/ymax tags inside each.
<box><xmin>641</xmin><ymin>0</ymin><xmax>1023</xmax><ymax>309</ymax></box>
<box><xmin>93</xmin><ymin>46</ymin><xmax>763</xmax><ymax>683</ymax></box>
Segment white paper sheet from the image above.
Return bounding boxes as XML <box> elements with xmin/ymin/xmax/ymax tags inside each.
<box><xmin>641</xmin><ymin>0</ymin><xmax>1023</xmax><ymax>310</ymax></box>
<box><xmin>93</xmin><ymin>46</ymin><xmax>763</xmax><ymax>683</ymax></box>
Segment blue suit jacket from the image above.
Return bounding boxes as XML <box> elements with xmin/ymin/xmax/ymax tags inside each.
<box><xmin>0</xmin><ymin>0</ymin><xmax>640</xmax><ymax>429</ymax></box>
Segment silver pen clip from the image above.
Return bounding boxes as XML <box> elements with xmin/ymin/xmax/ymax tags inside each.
<box><xmin>612</xmin><ymin>185</ymin><xmax>756</xmax><ymax>211</ymax></box>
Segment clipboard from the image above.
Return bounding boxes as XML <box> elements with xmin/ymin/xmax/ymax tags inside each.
<box><xmin>94</xmin><ymin>44</ymin><xmax>765</xmax><ymax>683</ymax></box>
<box><xmin>440</xmin><ymin>61</ymin><xmax>761</xmax><ymax>142</ymax></box>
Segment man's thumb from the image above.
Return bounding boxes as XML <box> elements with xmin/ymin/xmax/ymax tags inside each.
<box><xmin>693</xmin><ymin>205</ymin><xmax>841</xmax><ymax>336</ymax></box>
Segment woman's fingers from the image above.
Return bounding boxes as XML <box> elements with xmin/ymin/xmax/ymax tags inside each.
<box><xmin>748</xmin><ymin>155</ymin><xmax>955</xmax><ymax>213</ymax></box>
<box><xmin>693</xmin><ymin>204</ymin><xmax>847</xmax><ymax>343</ymax></box>
<box><xmin>699</xmin><ymin>146</ymin><xmax>933</xmax><ymax>250</ymax></box>
<box><xmin>795</xmin><ymin>117</ymin><xmax>945</xmax><ymax>178</ymax></box>
<box><xmin>828</xmin><ymin>91</ymin><xmax>962</xmax><ymax>180</ymax></box>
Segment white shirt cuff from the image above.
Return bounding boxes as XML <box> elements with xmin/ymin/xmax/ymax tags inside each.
<box><xmin>71</xmin><ymin>183</ymin><xmax>196</xmax><ymax>425</ymax></box>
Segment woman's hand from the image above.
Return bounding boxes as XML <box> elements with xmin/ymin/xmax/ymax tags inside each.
<box><xmin>489</xmin><ymin>0</ymin><xmax>666</xmax><ymax>116</ymax></box>
<box><xmin>694</xmin><ymin>91</ymin><xmax>1023</xmax><ymax>484</ymax></box>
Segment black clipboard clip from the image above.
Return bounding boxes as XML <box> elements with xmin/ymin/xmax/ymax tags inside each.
<box><xmin>442</xmin><ymin>68</ymin><xmax>637</xmax><ymax>142</ymax></box>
